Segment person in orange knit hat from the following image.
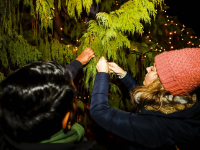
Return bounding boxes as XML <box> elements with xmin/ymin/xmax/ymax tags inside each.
<box><xmin>90</xmin><ymin>48</ymin><xmax>200</xmax><ymax>150</ymax></box>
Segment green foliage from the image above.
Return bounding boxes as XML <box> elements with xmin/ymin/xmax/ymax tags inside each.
<box><xmin>4</xmin><ymin>0</ymin><xmax>198</xmax><ymax>112</ymax></box>
<box><xmin>65</xmin><ymin>0</ymin><xmax>101</xmax><ymax>19</ymax></box>
<box><xmin>0</xmin><ymin>18</ymin><xmax>42</xmax><ymax>68</ymax></box>
<box><xmin>77</xmin><ymin>100</ymin><xmax>85</xmax><ymax>111</ymax></box>
<box><xmin>70</xmin><ymin>22</ymin><xmax>86</xmax><ymax>39</ymax></box>
<box><xmin>96</xmin><ymin>0</ymin><xmax>163</xmax><ymax>35</ymax></box>
<box><xmin>0</xmin><ymin>72</ymin><xmax>5</xmax><ymax>83</ymax></box>
<box><xmin>79</xmin><ymin>0</ymin><xmax>163</xmax><ymax>93</ymax></box>
<box><xmin>35</xmin><ymin>0</ymin><xmax>54</xmax><ymax>32</ymax></box>
<box><xmin>98</xmin><ymin>0</ymin><xmax>115</xmax><ymax>12</ymax></box>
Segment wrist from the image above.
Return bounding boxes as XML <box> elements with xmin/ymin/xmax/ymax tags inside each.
<box><xmin>76</xmin><ymin>58</ymin><xmax>84</xmax><ymax>65</ymax></box>
<box><xmin>119</xmin><ymin>71</ymin><xmax>126</xmax><ymax>77</ymax></box>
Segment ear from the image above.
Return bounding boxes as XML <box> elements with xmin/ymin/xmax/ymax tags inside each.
<box><xmin>62</xmin><ymin>112</ymin><xmax>71</xmax><ymax>130</ymax></box>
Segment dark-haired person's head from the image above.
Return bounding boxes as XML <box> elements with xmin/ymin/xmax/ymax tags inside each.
<box><xmin>0</xmin><ymin>61</ymin><xmax>76</xmax><ymax>143</ymax></box>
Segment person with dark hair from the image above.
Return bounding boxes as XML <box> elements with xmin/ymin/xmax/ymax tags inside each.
<box><xmin>0</xmin><ymin>48</ymin><xmax>96</xmax><ymax>150</ymax></box>
<box><xmin>90</xmin><ymin>48</ymin><xmax>200</xmax><ymax>150</ymax></box>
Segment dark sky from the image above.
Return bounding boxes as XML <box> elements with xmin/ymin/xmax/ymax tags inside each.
<box><xmin>165</xmin><ymin>0</ymin><xmax>200</xmax><ymax>36</ymax></box>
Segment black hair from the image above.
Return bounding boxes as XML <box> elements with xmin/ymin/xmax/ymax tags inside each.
<box><xmin>0</xmin><ymin>61</ymin><xmax>76</xmax><ymax>142</ymax></box>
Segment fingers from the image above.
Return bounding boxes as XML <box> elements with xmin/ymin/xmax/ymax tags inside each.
<box><xmin>85</xmin><ymin>48</ymin><xmax>94</xmax><ymax>54</ymax></box>
<box><xmin>84</xmin><ymin>48</ymin><xmax>91</xmax><ymax>51</ymax></box>
<box><xmin>109</xmin><ymin>70</ymin><xmax>114</xmax><ymax>73</ymax></box>
<box><xmin>85</xmin><ymin>48</ymin><xmax>95</xmax><ymax>59</ymax></box>
<box><xmin>100</xmin><ymin>56</ymin><xmax>107</xmax><ymax>61</ymax></box>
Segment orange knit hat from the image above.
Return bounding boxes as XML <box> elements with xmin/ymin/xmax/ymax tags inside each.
<box><xmin>155</xmin><ymin>48</ymin><xmax>200</xmax><ymax>95</ymax></box>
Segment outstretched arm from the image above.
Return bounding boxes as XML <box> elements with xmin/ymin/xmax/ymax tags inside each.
<box><xmin>109</xmin><ymin>62</ymin><xmax>140</xmax><ymax>90</ymax></box>
<box><xmin>90</xmin><ymin>57</ymin><xmax>171</xmax><ymax>149</ymax></box>
<box><xmin>66</xmin><ymin>48</ymin><xmax>95</xmax><ymax>79</ymax></box>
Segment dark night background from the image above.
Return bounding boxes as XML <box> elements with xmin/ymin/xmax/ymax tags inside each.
<box><xmin>165</xmin><ymin>0</ymin><xmax>200</xmax><ymax>36</ymax></box>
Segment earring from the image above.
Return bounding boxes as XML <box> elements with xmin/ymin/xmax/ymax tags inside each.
<box><xmin>67</xmin><ymin>121</ymin><xmax>71</xmax><ymax>130</ymax></box>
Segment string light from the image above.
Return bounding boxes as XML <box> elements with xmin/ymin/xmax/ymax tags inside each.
<box><xmin>169</xmin><ymin>32</ymin><xmax>173</xmax><ymax>35</ymax></box>
<box><xmin>169</xmin><ymin>42</ymin><xmax>171</xmax><ymax>44</ymax></box>
<box><xmin>60</xmin><ymin>27</ymin><xmax>63</xmax><ymax>30</ymax></box>
<box><xmin>73</xmin><ymin>47</ymin><xmax>78</xmax><ymax>51</ymax></box>
<box><xmin>170</xmin><ymin>46</ymin><xmax>174</xmax><ymax>49</ymax></box>
<box><xmin>174</xmin><ymin>31</ymin><xmax>176</xmax><ymax>34</ymax></box>
<box><xmin>52</xmin><ymin>7</ymin><xmax>55</xmax><ymax>10</ymax></box>
<box><xmin>61</xmin><ymin>38</ymin><xmax>64</xmax><ymax>40</ymax></box>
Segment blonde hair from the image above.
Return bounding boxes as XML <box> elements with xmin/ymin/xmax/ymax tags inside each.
<box><xmin>130</xmin><ymin>78</ymin><xmax>194</xmax><ymax>113</ymax></box>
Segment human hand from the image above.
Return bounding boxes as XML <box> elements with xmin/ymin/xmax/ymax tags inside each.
<box><xmin>108</xmin><ymin>62</ymin><xmax>126</xmax><ymax>77</ymax></box>
<box><xmin>96</xmin><ymin>57</ymin><xmax>109</xmax><ymax>73</ymax></box>
<box><xmin>76</xmin><ymin>48</ymin><xmax>95</xmax><ymax>65</ymax></box>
